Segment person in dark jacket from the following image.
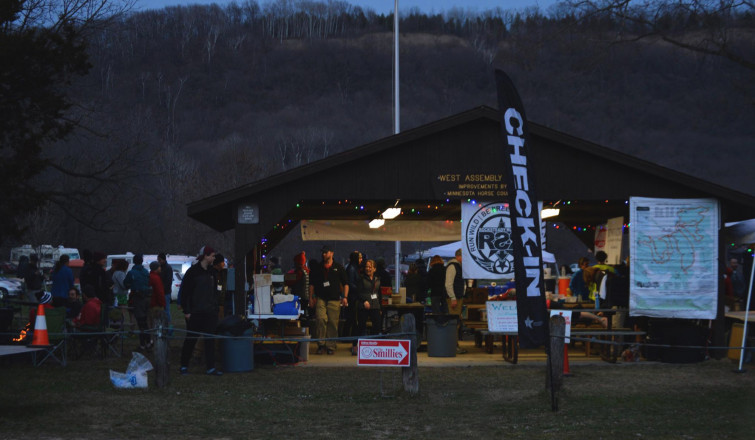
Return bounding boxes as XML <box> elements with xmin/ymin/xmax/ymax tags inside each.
<box><xmin>157</xmin><ymin>253</ymin><xmax>173</xmax><ymax>325</ymax></box>
<box><xmin>355</xmin><ymin>259</ymin><xmax>382</xmax><ymax>355</ymax></box>
<box><xmin>343</xmin><ymin>250</ymin><xmax>362</xmax><ymax>350</ymax></box>
<box><xmin>180</xmin><ymin>246</ymin><xmax>222</xmax><ymax>376</ymax></box>
<box><xmin>24</xmin><ymin>254</ymin><xmax>44</xmax><ymax>303</ymax></box>
<box><xmin>124</xmin><ymin>254</ymin><xmax>152</xmax><ymax>350</ymax></box>
<box><xmin>427</xmin><ymin>255</ymin><xmax>447</xmax><ymax>314</ymax></box>
<box><xmin>80</xmin><ymin>252</ymin><xmax>112</xmax><ymax>306</ymax></box>
<box><xmin>309</xmin><ymin>244</ymin><xmax>348</xmax><ymax>355</ymax></box>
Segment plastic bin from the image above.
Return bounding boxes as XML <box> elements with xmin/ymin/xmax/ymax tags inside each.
<box><xmin>426</xmin><ymin>314</ymin><xmax>458</xmax><ymax>357</ymax></box>
<box><xmin>221</xmin><ymin>329</ymin><xmax>254</xmax><ymax>372</ymax></box>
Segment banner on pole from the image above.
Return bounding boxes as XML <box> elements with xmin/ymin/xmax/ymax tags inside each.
<box><xmin>461</xmin><ymin>201</ymin><xmax>515</xmax><ymax>280</ymax></box>
<box><xmin>494</xmin><ymin>69</ymin><xmax>548</xmax><ymax>348</ymax></box>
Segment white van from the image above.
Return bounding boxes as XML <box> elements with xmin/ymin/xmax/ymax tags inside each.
<box><xmin>106</xmin><ymin>252</ymin><xmax>135</xmax><ymax>270</ymax></box>
<box><xmin>166</xmin><ymin>255</ymin><xmax>195</xmax><ymax>275</ymax></box>
<box><xmin>11</xmin><ymin>244</ymin><xmax>80</xmax><ymax>272</ymax></box>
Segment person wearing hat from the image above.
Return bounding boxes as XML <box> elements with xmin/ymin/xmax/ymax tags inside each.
<box><xmin>27</xmin><ymin>291</ymin><xmax>54</xmax><ymax>331</ymax></box>
<box><xmin>179</xmin><ymin>246</ymin><xmax>223</xmax><ymax>376</ymax></box>
<box><xmin>124</xmin><ymin>254</ymin><xmax>153</xmax><ymax>350</ymax></box>
<box><xmin>309</xmin><ymin>244</ymin><xmax>349</xmax><ymax>355</ymax></box>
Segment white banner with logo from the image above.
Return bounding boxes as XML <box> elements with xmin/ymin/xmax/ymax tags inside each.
<box><xmin>461</xmin><ymin>201</ymin><xmax>515</xmax><ymax>280</ymax></box>
<box><xmin>629</xmin><ymin>197</ymin><xmax>719</xmax><ymax>319</ymax></box>
<box><xmin>604</xmin><ymin>216</ymin><xmax>624</xmax><ymax>264</ymax></box>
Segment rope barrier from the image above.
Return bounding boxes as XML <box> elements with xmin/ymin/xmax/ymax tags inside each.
<box><xmin>0</xmin><ymin>329</ymin><xmax>751</xmax><ymax>353</ymax></box>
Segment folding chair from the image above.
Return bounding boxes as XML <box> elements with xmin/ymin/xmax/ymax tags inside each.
<box><xmin>33</xmin><ymin>307</ymin><xmax>68</xmax><ymax>367</ymax></box>
<box><xmin>102</xmin><ymin>306</ymin><xmax>123</xmax><ymax>357</ymax></box>
<box><xmin>70</xmin><ymin>305</ymin><xmax>123</xmax><ymax>359</ymax></box>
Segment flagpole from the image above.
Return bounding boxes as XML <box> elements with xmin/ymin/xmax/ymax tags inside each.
<box><xmin>393</xmin><ymin>0</ymin><xmax>401</xmax><ymax>295</ymax></box>
<box><xmin>736</xmin><ymin>260</ymin><xmax>754</xmax><ymax>371</ymax></box>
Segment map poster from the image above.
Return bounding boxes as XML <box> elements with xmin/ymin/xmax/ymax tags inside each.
<box><xmin>629</xmin><ymin>197</ymin><xmax>720</xmax><ymax>319</ymax></box>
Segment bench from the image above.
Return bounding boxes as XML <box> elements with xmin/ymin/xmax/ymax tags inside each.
<box><xmin>570</xmin><ymin>328</ymin><xmax>646</xmax><ymax>363</ymax></box>
<box><xmin>477</xmin><ymin>330</ymin><xmax>519</xmax><ymax>364</ymax></box>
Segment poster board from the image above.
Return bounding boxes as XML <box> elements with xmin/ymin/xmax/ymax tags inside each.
<box><xmin>549</xmin><ymin>310</ymin><xmax>572</xmax><ymax>343</ymax></box>
<box><xmin>629</xmin><ymin>197</ymin><xmax>719</xmax><ymax>319</ymax></box>
<box><xmin>486</xmin><ymin>301</ymin><xmax>518</xmax><ymax>332</ymax></box>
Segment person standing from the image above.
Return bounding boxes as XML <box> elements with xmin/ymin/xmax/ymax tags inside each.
<box><xmin>211</xmin><ymin>253</ymin><xmax>227</xmax><ymax>318</ymax></box>
<box><xmin>309</xmin><ymin>245</ymin><xmax>348</xmax><ymax>355</ymax></box>
<box><xmin>569</xmin><ymin>257</ymin><xmax>591</xmax><ymax>301</ymax></box>
<box><xmin>728</xmin><ymin>258</ymin><xmax>747</xmax><ymax>310</ymax></box>
<box><xmin>343</xmin><ymin>250</ymin><xmax>362</xmax><ymax>352</ymax></box>
<box><xmin>403</xmin><ymin>262</ymin><xmax>424</xmax><ymax>303</ymax></box>
<box><xmin>157</xmin><ymin>253</ymin><xmax>173</xmax><ymax>326</ymax></box>
<box><xmin>356</xmin><ymin>259</ymin><xmax>381</xmax><ymax>355</ymax></box>
<box><xmin>286</xmin><ymin>251</ymin><xmax>310</xmax><ymax>321</ymax></box>
<box><xmin>23</xmin><ymin>254</ymin><xmax>44</xmax><ymax>303</ymax></box>
<box><xmin>427</xmin><ymin>255</ymin><xmax>447</xmax><ymax>314</ymax></box>
<box><xmin>80</xmin><ymin>252</ymin><xmax>112</xmax><ymax>306</ymax></box>
<box><xmin>50</xmin><ymin>255</ymin><xmax>74</xmax><ymax>307</ymax></box>
<box><xmin>124</xmin><ymin>254</ymin><xmax>152</xmax><ymax>350</ymax></box>
<box><xmin>111</xmin><ymin>259</ymin><xmax>133</xmax><ymax>330</ymax></box>
<box><xmin>148</xmin><ymin>261</ymin><xmax>167</xmax><ymax>329</ymax></box>
<box><xmin>444</xmin><ymin>249</ymin><xmax>467</xmax><ymax>354</ymax></box>
<box><xmin>180</xmin><ymin>246</ymin><xmax>222</xmax><ymax>376</ymax></box>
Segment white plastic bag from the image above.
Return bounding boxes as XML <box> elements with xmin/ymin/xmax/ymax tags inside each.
<box><xmin>110</xmin><ymin>352</ymin><xmax>154</xmax><ymax>389</ymax></box>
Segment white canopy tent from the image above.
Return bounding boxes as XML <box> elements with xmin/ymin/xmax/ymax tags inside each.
<box><xmin>411</xmin><ymin>240</ymin><xmax>556</xmax><ymax>263</ymax></box>
<box><xmin>725</xmin><ymin>219</ymin><xmax>755</xmax><ymax>371</ymax></box>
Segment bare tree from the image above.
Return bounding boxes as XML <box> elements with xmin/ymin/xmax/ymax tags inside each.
<box><xmin>564</xmin><ymin>0</ymin><xmax>755</xmax><ymax>71</ymax></box>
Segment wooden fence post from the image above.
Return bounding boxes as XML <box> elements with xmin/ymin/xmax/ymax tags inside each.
<box><xmin>547</xmin><ymin>314</ymin><xmax>565</xmax><ymax>393</ymax></box>
<box><xmin>401</xmin><ymin>313</ymin><xmax>419</xmax><ymax>395</ymax></box>
<box><xmin>155</xmin><ymin>312</ymin><xmax>169</xmax><ymax>388</ymax></box>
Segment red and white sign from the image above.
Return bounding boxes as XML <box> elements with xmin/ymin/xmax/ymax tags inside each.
<box><xmin>357</xmin><ymin>339</ymin><xmax>411</xmax><ymax>367</ymax></box>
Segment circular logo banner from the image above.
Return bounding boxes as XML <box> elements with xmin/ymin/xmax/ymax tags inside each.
<box><xmin>464</xmin><ymin>202</ymin><xmax>515</xmax><ymax>277</ymax></box>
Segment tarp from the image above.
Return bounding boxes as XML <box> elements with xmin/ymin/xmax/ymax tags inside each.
<box><xmin>725</xmin><ymin>219</ymin><xmax>755</xmax><ymax>245</ymax></box>
<box><xmin>300</xmin><ymin>220</ymin><xmax>460</xmax><ymax>242</ymax></box>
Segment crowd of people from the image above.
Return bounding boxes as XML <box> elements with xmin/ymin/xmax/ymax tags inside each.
<box><xmin>293</xmin><ymin>245</ymin><xmax>470</xmax><ymax>355</ymax></box>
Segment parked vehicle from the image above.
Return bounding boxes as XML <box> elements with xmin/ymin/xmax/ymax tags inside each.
<box><xmin>170</xmin><ymin>271</ymin><xmax>183</xmax><ymax>301</ymax></box>
<box><xmin>10</xmin><ymin>244</ymin><xmax>80</xmax><ymax>273</ymax></box>
<box><xmin>0</xmin><ymin>261</ymin><xmax>17</xmax><ymax>275</ymax></box>
<box><xmin>0</xmin><ymin>276</ymin><xmax>24</xmax><ymax>299</ymax></box>
<box><xmin>166</xmin><ymin>255</ymin><xmax>194</xmax><ymax>275</ymax></box>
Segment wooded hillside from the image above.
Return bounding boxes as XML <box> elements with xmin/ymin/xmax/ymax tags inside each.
<box><xmin>11</xmin><ymin>0</ymin><xmax>754</xmax><ymax>257</ymax></box>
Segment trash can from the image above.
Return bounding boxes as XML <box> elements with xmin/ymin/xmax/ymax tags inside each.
<box><xmin>426</xmin><ymin>314</ymin><xmax>458</xmax><ymax>357</ymax></box>
<box><xmin>221</xmin><ymin>328</ymin><xmax>254</xmax><ymax>372</ymax></box>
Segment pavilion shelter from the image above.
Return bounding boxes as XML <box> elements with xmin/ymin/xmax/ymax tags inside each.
<box><xmin>187</xmin><ymin>106</ymin><xmax>755</xmax><ymax>356</ymax></box>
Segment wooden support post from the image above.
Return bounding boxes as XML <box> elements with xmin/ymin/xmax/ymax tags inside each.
<box><xmin>401</xmin><ymin>313</ymin><xmax>419</xmax><ymax>395</ymax></box>
<box><xmin>154</xmin><ymin>313</ymin><xmax>169</xmax><ymax>389</ymax></box>
<box><xmin>548</xmin><ymin>314</ymin><xmax>565</xmax><ymax>393</ymax></box>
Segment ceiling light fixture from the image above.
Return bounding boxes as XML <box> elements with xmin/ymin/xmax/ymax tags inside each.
<box><xmin>382</xmin><ymin>207</ymin><xmax>401</xmax><ymax>219</ymax></box>
<box><xmin>369</xmin><ymin>218</ymin><xmax>385</xmax><ymax>229</ymax></box>
<box><xmin>541</xmin><ymin>208</ymin><xmax>560</xmax><ymax>219</ymax></box>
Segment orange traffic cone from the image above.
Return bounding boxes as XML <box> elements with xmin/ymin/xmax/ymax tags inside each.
<box><xmin>29</xmin><ymin>304</ymin><xmax>51</xmax><ymax>347</ymax></box>
<box><xmin>563</xmin><ymin>343</ymin><xmax>572</xmax><ymax>376</ymax></box>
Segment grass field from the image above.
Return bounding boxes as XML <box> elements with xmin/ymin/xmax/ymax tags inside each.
<box><xmin>2</xmin><ymin>305</ymin><xmax>754</xmax><ymax>439</ymax></box>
